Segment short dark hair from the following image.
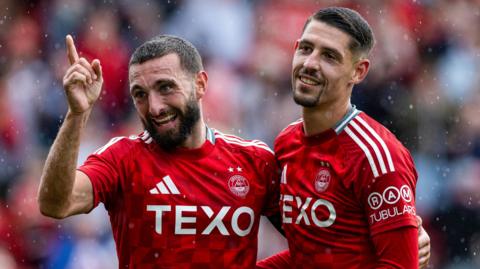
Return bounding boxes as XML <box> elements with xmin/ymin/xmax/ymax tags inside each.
<box><xmin>303</xmin><ymin>7</ymin><xmax>375</xmax><ymax>57</ymax></box>
<box><xmin>129</xmin><ymin>35</ymin><xmax>203</xmax><ymax>75</ymax></box>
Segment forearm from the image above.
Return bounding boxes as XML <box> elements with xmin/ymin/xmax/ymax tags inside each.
<box><xmin>38</xmin><ymin>110</ymin><xmax>90</xmax><ymax>218</ymax></box>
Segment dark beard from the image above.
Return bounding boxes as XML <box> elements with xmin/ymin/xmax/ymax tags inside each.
<box><xmin>293</xmin><ymin>89</ymin><xmax>321</xmax><ymax>107</ymax></box>
<box><xmin>143</xmin><ymin>97</ymin><xmax>200</xmax><ymax>152</ymax></box>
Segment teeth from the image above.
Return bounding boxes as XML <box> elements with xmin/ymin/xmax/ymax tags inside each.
<box><xmin>155</xmin><ymin>113</ymin><xmax>176</xmax><ymax>124</ymax></box>
<box><xmin>299</xmin><ymin>76</ymin><xmax>320</xmax><ymax>85</ymax></box>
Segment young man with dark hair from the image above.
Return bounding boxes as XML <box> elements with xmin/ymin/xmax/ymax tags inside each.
<box><xmin>258</xmin><ymin>7</ymin><xmax>427</xmax><ymax>268</ymax></box>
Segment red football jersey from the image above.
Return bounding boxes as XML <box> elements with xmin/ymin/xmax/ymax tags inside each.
<box><xmin>274</xmin><ymin>107</ymin><xmax>418</xmax><ymax>268</ymax></box>
<box><xmin>78</xmin><ymin>127</ymin><xmax>279</xmax><ymax>269</ymax></box>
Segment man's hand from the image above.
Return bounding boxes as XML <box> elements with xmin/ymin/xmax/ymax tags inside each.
<box><xmin>63</xmin><ymin>35</ymin><xmax>103</xmax><ymax>114</ymax></box>
<box><xmin>417</xmin><ymin>215</ymin><xmax>431</xmax><ymax>269</ymax></box>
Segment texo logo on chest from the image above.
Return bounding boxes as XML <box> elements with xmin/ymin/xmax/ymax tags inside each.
<box><xmin>281</xmin><ymin>194</ymin><xmax>336</xmax><ymax>228</ymax></box>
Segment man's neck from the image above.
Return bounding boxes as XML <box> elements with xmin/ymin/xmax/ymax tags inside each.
<box><xmin>302</xmin><ymin>101</ymin><xmax>351</xmax><ymax>136</ymax></box>
<box><xmin>181</xmin><ymin>119</ymin><xmax>207</xmax><ymax>149</ymax></box>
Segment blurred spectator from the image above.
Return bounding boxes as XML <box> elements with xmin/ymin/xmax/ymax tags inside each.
<box><xmin>0</xmin><ymin>75</ymin><xmax>23</xmax><ymax>199</ymax></box>
<box><xmin>119</xmin><ymin>0</ymin><xmax>165</xmax><ymax>47</ymax></box>
<box><xmin>430</xmin><ymin>158</ymin><xmax>480</xmax><ymax>268</ymax></box>
<box><xmin>77</xmin><ymin>7</ymin><xmax>131</xmax><ymax>127</ymax></box>
<box><xmin>166</xmin><ymin>0</ymin><xmax>255</xmax><ymax>66</ymax></box>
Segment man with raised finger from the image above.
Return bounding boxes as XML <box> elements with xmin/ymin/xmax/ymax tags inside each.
<box><xmin>38</xmin><ymin>35</ymin><xmax>280</xmax><ymax>268</ymax></box>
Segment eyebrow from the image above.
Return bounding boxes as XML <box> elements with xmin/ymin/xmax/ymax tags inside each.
<box><xmin>323</xmin><ymin>47</ymin><xmax>343</xmax><ymax>61</ymax></box>
<box><xmin>130</xmin><ymin>84</ymin><xmax>143</xmax><ymax>94</ymax></box>
<box><xmin>153</xmin><ymin>79</ymin><xmax>175</xmax><ymax>89</ymax></box>
<box><xmin>299</xmin><ymin>38</ymin><xmax>344</xmax><ymax>61</ymax></box>
<box><xmin>130</xmin><ymin>79</ymin><xmax>176</xmax><ymax>93</ymax></box>
<box><xmin>298</xmin><ymin>39</ymin><xmax>314</xmax><ymax>47</ymax></box>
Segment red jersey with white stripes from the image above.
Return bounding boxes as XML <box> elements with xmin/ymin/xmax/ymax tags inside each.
<box><xmin>78</xmin><ymin>127</ymin><xmax>279</xmax><ymax>269</ymax></box>
<box><xmin>274</xmin><ymin>107</ymin><xmax>418</xmax><ymax>268</ymax></box>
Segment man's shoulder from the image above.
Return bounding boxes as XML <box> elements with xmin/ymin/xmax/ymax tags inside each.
<box><xmin>274</xmin><ymin>119</ymin><xmax>303</xmax><ymax>149</ymax></box>
<box><xmin>339</xmin><ymin>112</ymin><xmax>413</xmax><ymax>179</ymax></box>
<box><xmin>212</xmin><ymin>129</ymin><xmax>274</xmax><ymax>160</ymax></box>
<box><xmin>353</xmin><ymin>112</ymin><xmax>409</xmax><ymax>151</ymax></box>
<box><xmin>92</xmin><ymin>131</ymin><xmax>151</xmax><ymax>158</ymax></box>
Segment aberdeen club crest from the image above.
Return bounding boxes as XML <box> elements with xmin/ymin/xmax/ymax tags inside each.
<box><xmin>228</xmin><ymin>175</ymin><xmax>250</xmax><ymax>198</ymax></box>
<box><xmin>314</xmin><ymin>167</ymin><xmax>331</xmax><ymax>193</ymax></box>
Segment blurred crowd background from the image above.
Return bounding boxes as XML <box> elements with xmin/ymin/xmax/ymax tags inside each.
<box><xmin>0</xmin><ymin>0</ymin><xmax>479</xmax><ymax>268</ymax></box>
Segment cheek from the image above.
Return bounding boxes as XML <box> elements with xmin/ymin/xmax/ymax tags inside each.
<box><xmin>322</xmin><ymin>65</ymin><xmax>346</xmax><ymax>81</ymax></box>
<box><xmin>134</xmin><ymin>102</ymin><xmax>148</xmax><ymax>117</ymax></box>
<box><xmin>291</xmin><ymin>55</ymin><xmax>303</xmax><ymax>69</ymax></box>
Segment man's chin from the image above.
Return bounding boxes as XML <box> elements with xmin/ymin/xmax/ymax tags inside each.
<box><xmin>293</xmin><ymin>94</ymin><xmax>319</xmax><ymax>107</ymax></box>
<box><xmin>151</xmin><ymin>131</ymin><xmax>186</xmax><ymax>151</ymax></box>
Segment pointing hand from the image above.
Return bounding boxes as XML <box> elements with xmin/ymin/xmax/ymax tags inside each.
<box><xmin>62</xmin><ymin>35</ymin><xmax>103</xmax><ymax>114</ymax></box>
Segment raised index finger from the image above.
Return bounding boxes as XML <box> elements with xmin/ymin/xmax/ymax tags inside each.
<box><xmin>66</xmin><ymin>35</ymin><xmax>79</xmax><ymax>65</ymax></box>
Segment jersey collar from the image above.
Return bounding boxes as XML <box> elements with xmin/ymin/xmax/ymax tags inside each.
<box><xmin>333</xmin><ymin>105</ymin><xmax>361</xmax><ymax>134</ymax></box>
<box><xmin>206</xmin><ymin>125</ymin><xmax>216</xmax><ymax>145</ymax></box>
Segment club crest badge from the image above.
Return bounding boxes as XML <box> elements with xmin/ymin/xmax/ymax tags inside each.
<box><xmin>228</xmin><ymin>175</ymin><xmax>250</xmax><ymax>198</ymax></box>
<box><xmin>314</xmin><ymin>168</ymin><xmax>331</xmax><ymax>193</ymax></box>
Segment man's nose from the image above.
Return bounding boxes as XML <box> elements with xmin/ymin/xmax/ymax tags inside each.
<box><xmin>148</xmin><ymin>91</ymin><xmax>167</xmax><ymax>116</ymax></box>
<box><xmin>303</xmin><ymin>53</ymin><xmax>320</xmax><ymax>69</ymax></box>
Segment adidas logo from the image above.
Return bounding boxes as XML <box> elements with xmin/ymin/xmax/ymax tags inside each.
<box><xmin>150</xmin><ymin>175</ymin><xmax>180</xmax><ymax>195</ymax></box>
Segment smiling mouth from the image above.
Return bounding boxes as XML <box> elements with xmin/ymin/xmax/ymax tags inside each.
<box><xmin>298</xmin><ymin>75</ymin><xmax>321</xmax><ymax>86</ymax></box>
<box><xmin>151</xmin><ymin>112</ymin><xmax>177</xmax><ymax>126</ymax></box>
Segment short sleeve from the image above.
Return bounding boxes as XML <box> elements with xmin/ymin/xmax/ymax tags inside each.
<box><xmin>77</xmin><ymin>137</ymin><xmax>128</xmax><ymax>210</ymax></box>
<box><xmin>359</xmin><ymin>153</ymin><xmax>418</xmax><ymax>236</ymax></box>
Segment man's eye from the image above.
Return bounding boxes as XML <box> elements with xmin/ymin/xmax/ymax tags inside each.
<box><xmin>323</xmin><ymin>52</ymin><xmax>337</xmax><ymax>61</ymax></box>
<box><xmin>159</xmin><ymin>85</ymin><xmax>173</xmax><ymax>92</ymax></box>
<box><xmin>298</xmin><ymin>45</ymin><xmax>312</xmax><ymax>54</ymax></box>
<box><xmin>134</xmin><ymin>91</ymin><xmax>146</xmax><ymax>99</ymax></box>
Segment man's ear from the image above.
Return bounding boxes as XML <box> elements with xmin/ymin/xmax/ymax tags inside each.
<box><xmin>351</xmin><ymin>58</ymin><xmax>370</xmax><ymax>85</ymax></box>
<box><xmin>195</xmin><ymin>71</ymin><xmax>208</xmax><ymax>99</ymax></box>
